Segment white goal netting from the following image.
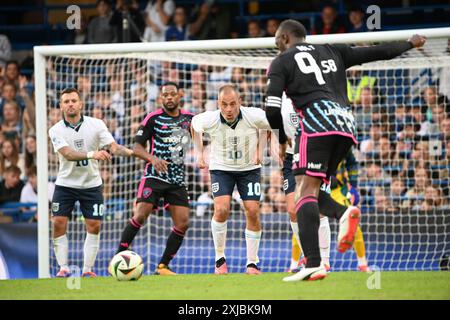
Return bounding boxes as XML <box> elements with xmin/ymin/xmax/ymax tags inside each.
<box><xmin>39</xmin><ymin>34</ymin><xmax>450</xmax><ymax>276</ymax></box>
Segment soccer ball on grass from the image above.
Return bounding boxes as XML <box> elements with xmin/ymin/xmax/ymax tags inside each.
<box><xmin>109</xmin><ymin>250</ymin><xmax>144</xmax><ymax>281</ymax></box>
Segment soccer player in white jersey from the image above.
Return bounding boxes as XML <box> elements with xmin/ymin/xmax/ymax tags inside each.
<box><xmin>191</xmin><ymin>84</ymin><xmax>271</xmax><ymax>275</ymax></box>
<box><xmin>281</xmin><ymin>94</ymin><xmax>331</xmax><ymax>272</ymax></box>
<box><xmin>49</xmin><ymin>88</ymin><xmax>135</xmax><ymax>277</ymax></box>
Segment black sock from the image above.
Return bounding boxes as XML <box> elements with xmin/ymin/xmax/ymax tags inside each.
<box><xmin>318</xmin><ymin>190</ymin><xmax>347</xmax><ymax>220</ymax></box>
<box><xmin>296</xmin><ymin>195</ymin><xmax>321</xmax><ymax>268</ymax></box>
<box><xmin>159</xmin><ymin>227</ymin><xmax>186</xmax><ymax>266</ymax></box>
<box><xmin>117</xmin><ymin>218</ymin><xmax>142</xmax><ymax>253</ymax></box>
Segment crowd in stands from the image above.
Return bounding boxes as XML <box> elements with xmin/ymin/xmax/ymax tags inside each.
<box><xmin>0</xmin><ymin>1</ymin><xmax>449</xmax><ymax>223</ymax></box>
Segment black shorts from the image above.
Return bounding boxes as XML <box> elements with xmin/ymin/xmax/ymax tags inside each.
<box><xmin>282</xmin><ymin>153</ymin><xmax>296</xmax><ymax>195</ymax></box>
<box><xmin>293</xmin><ymin>132</ymin><xmax>355</xmax><ymax>181</ymax></box>
<box><xmin>210</xmin><ymin>169</ymin><xmax>261</xmax><ymax>201</ymax></box>
<box><xmin>52</xmin><ymin>185</ymin><xmax>104</xmax><ymax>220</ymax></box>
<box><xmin>136</xmin><ymin>177</ymin><xmax>189</xmax><ymax>208</ymax></box>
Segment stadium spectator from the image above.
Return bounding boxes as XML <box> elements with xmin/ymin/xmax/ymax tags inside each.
<box><xmin>311</xmin><ymin>5</ymin><xmax>346</xmax><ymax>35</ymax></box>
<box><xmin>265</xmin><ymin>18</ymin><xmax>280</xmax><ymax>37</ymax></box>
<box><xmin>19</xmin><ymin>166</ymin><xmax>55</xmax><ymax>222</ymax></box>
<box><xmin>0</xmin><ymin>165</ymin><xmax>24</xmax><ymax>204</ymax></box>
<box><xmin>0</xmin><ymin>35</ymin><xmax>11</xmax><ymax>70</ymax></box>
<box><xmin>420</xmin><ymin>185</ymin><xmax>447</xmax><ymax>211</ymax></box>
<box><xmin>378</xmin><ymin>136</ymin><xmax>395</xmax><ymax>168</ymax></box>
<box><xmin>48</xmin><ymin>108</ymin><xmax>61</xmax><ymax>127</ymax></box>
<box><xmin>0</xmin><ymin>83</ymin><xmax>25</xmax><ymax>119</ymax></box>
<box><xmin>389</xmin><ymin>177</ymin><xmax>407</xmax><ymax>208</ymax></box>
<box><xmin>372</xmin><ymin>187</ymin><xmax>393</xmax><ymax>213</ymax></box>
<box><xmin>409</xmin><ymin>104</ymin><xmax>424</xmax><ymax>124</ymax></box>
<box><xmin>18</xmin><ymin>75</ymin><xmax>35</xmax><ymax>136</ymax></box>
<box><xmin>403</xmin><ymin>167</ymin><xmax>430</xmax><ymax>208</ymax></box>
<box><xmin>165</xmin><ymin>6</ymin><xmax>191</xmax><ymax>41</ymax></box>
<box><xmin>3</xmin><ymin>60</ymin><xmax>20</xmax><ymax>87</ymax></box>
<box><xmin>421</xmin><ymin>87</ymin><xmax>440</xmax><ymax>123</ymax></box>
<box><xmin>76</xmin><ymin>75</ymin><xmax>95</xmax><ymax>110</ymax></box>
<box><xmin>206</xmin><ymin>66</ymin><xmax>232</xmax><ymax>99</ymax></box>
<box><xmin>353</xmin><ymin>86</ymin><xmax>377</xmax><ymax>138</ymax></box>
<box><xmin>188</xmin><ymin>1</ymin><xmax>231</xmax><ymax>40</ymax></box>
<box><xmin>1</xmin><ymin>101</ymin><xmax>22</xmax><ymax>143</ymax></box>
<box><xmin>143</xmin><ymin>0</ymin><xmax>175</xmax><ymax>42</ymax></box>
<box><xmin>110</xmin><ymin>0</ymin><xmax>145</xmax><ymax>43</ymax></box>
<box><xmin>347</xmin><ymin>6</ymin><xmax>368</xmax><ymax>33</ymax></box>
<box><xmin>247</xmin><ymin>20</ymin><xmax>264</xmax><ymax>38</ymax></box>
<box><xmin>65</xmin><ymin>15</ymin><xmax>88</xmax><ymax>44</ymax></box>
<box><xmin>440</xmin><ymin>116</ymin><xmax>450</xmax><ymax>141</ymax></box>
<box><xmin>87</xmin><ymin>0</ymin><xmax>117</xmax><ymax>44</ymax></box>
<box><xmin>419</xmin><ymin>98</ymin><xmax>447</xmax><ymax>137</ymax></box>
<box><xmin>0</xmin><ymin>138</ymin><xmax>24</xmax><ymax>178</ymax></box>
<box><xmin>24</xmin><ymin>134</ymin><xmax>37</xmax><ymax>172</ymax></box>
<box><xmin>347</xmin><ymin>70</ymin><xmax>377</xmax><ymax>105</ymax></box>
<box><xmin>359</xmin><ymin>122</ymin><xmax>383</xmax><ymax>157</ymax></box>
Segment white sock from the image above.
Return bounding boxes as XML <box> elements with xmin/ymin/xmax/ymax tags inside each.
<box><xmin>357</xmin><ymin>256</ymin><xmax>368</xmax><ymax>266</ymax></box>
<box><xmin>245</xmin><ymin>229</ymin><xmax>262</xmax><ymax>266</ymax></box>
<box><xmin>53</xmin><ymin>234</ymin><xmax>69</xmax><ymax>270</ymax></box>
<box><xmin>319</xmin><ymin>216</ymin><xmax>330</xmax><ymax>265</ymax></box>
<box><xmin>211</xmin><ymin>219</ymin><xmax>227</xmax><ymax>262</ymax></box>
<box><xmin>289</xmin><ymin>220</ymin><xmax>301</xmax><ymax>251</ymax></box>
<box><xmin>82</xmin><ymin>233</ymin><xmax>100</xmax><ymax>274</ymax></box>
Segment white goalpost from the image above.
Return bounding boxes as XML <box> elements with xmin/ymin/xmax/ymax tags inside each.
<box><xmin>35</xmin><ymin>27</ymin><xmax>450</xmax><ymax>278</ymax></box>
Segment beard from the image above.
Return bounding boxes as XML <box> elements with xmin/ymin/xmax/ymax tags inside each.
<box><xmin>163</xmin><ymin>102</ymin><xmax>178</xmax><ymax>111</ymax></box>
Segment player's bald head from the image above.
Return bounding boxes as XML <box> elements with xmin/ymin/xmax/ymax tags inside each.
<box><xmin>218</xmin><ymin>83</ymin><xmax>240</xmax><ymax>99</ymax></box>
<box><xmin>275</xmin><ymin>20</ymin><xmax>307</xmax><ymax>52</ymax></box>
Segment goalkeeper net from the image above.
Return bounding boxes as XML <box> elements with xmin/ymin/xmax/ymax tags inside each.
<box><xmin>35</xmin><ymin>29</ymin><xmax>450</xmax><ymax>278</ymax></box>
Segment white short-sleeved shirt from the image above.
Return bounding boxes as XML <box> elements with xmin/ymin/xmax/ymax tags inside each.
<box><xmin>192</xmin><ymin>107</ymin><xmax>271</xmax><ymax>171</ymax></box>
<box><xmin>281</xmin><ymin>94</ymin><xmax>300</xmax><ymax>155</ymax></box>
<box><xmin>143</xmin><ymin>0</ymin><xmax>175</xmax><ymax>42</ymax></box>
<box><xmin>49</xmin><ymin>116</ymin><xmax>115</xmax><ymax>189</ymax></box>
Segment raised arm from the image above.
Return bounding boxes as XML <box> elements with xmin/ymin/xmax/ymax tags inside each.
<box><xmin>334</xmin><ymin>34</ymin><xmax>426</xmax><ymax>69</ymax></box>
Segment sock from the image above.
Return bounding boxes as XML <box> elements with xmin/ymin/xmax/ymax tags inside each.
<box><xmin>319</xmin><ymin>216</ymin><xmax>331</xmax><ymax>266</ymax></box>
<box><xmin>318</xmin><ymin>189</ymin><xmax>347</xmax><ymax>220</ymax></box>
<box><xmin>211</xmin><ymin>219</ymin><xmax>227</xmax><ymax>262</ymax></box>
<box><xmin>245</xmin><ymin>229</ymin><xmax>262</xmax><ymax>266</ymax></box>
<box><xmin>290</xmin><ymin>234</ymin><xmax>301</xmax><ymax>270</ymax></box>
<box><xmin>53</xmin><ymin>234</ymin><xmax>69</xmax><ymax>270</ymax></box>
<box><xmin>83</xmin><ymin>233</ymin><xmax>100</xmax><ymax>274</ymax></box>
<box><xmin>354</xmin><ymin>226</ymin><xmax>367</xmax><ymax>265</ymax></box>
<box><xmin>159</xmin><ymin>227</ymin><xmax>186</xmax><ymax>266</ymax></box>
<box><xmin>117</xmin><ymin>217</ymin><xmax>142</xmax><ymax>253</ymax></box>
<box><xmin>290</xmin><ymin>221</ymin><xmax>302</xmax><ymax>269</ymax></box>
<box><xmin>296</xmin><ymin>195</ymin><xmax>321</xmax><ymax>268</ymax></box>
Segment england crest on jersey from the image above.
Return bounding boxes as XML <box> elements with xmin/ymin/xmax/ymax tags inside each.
<box><xmin>212</xmin><ymin>183</ymin><xmax>219</xmax><ymax>193</ymax></box>
<box><xmin>290</xmin><ymin>113</ymin><xmax>300</xmax><ymax>126</ymax></box>
<box><xmin>74</xmin><ymin>139</ymin><xmax>85</xmax><ymax>151</ymax></box>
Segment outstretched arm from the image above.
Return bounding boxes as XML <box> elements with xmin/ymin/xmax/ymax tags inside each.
<box><xmin>58</xmin><ymin>146</ymin><xmax>111</xmax><ymax>162</ymax></box>
<box><xmin>107</xmin><ymin>141</ymin><xmax>135</xmax><ymax>157</ymax></box>
<box><xmin>335</xmin><ymin>34</ymin><xmax>427</xmax><ymax>68</ymax></box>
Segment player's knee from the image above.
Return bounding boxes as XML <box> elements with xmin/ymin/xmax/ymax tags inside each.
<box><xmin>86</xmin><ymin>221</ymin><xmax>101</xmax><ymax>234</ymax></box>
<box><xmin>213</xmin><ymin>206</ymin><xmax>229</xmax><ymax>222</ymax></box>
<box><xmin>52</xmin><ymin>217</ymin><xmax>67</xmax><ymax>235</ymax></box>
<box><xmin>245</xmin><ymin>206</ymin><xmax>260</xmax><ymax>222</ymax></box>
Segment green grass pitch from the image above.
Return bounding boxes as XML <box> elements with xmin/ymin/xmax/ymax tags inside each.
<box><xmin>1</xmin><ymin>272</ymin><xmax>449</xmax><ymax>300</ymax></box>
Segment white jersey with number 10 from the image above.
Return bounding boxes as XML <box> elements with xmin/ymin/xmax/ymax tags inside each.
<box><xmin>192</xmin><ymin>107</ymin><xmax>271</xmax><ymax>171</ymax></box>
<box><xmin>49</xmin><ymin>116</ymin><xmax>115</xmax><ymax>189</ymax></box>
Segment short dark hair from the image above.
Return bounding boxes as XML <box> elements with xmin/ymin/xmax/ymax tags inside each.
<box><xmin>5</xmin><ymin>60</ymin><xmax>19</xmax><ymax>69</ymax></box>
<box><xmin>60</xmin><ymin>87</ymin><xmax>81</xmax><ymax>100</ymax></box>
<box><xmin>161</xmin><ymin>81</ymin><xmax>179</xmax><ymax>91</ymax></box>
<box><xmin>279</xmin><ymin>19</ymin><xmax>307</xmax><ymax>39</ymax></box>
<box><xmin>27</xmin><ymin>165</ymin><xmax>37</xmax><ymax>177</ymax></box>
<box><xmin>4</xmin><ymin>165</ymin><xmax>21</xmax><ymax>176</ymax></box>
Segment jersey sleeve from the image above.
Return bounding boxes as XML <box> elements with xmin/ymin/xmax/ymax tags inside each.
<box><xmin>332</xmin><ymin>42</ymin><xmax>414</xmax><ymax>69</ymax></box>
<box><xmin>97</xmin><ymin>119</ymin><xmax>116</xmax><ymax>148</ymax></box>
<box><xmin>265</xmin><ymin>56</ymin><xmax>288</xmax><ymax>144</ymax></box>
<box><xmin>191</xmin><ymin>111</ymin><xmax>216</xmax><ymax>134</ymax></box>
<box><xmin>134</xmin><ymin>120</ymin><xmax>153</xmax><ymax>147</ymax></box>
<box><xmin>49</xmin><ymin>127</ymin><xmax>69</xmax><ymax>152</ymax></box>
<box><xmin>249</xmin><ymin>107</ymin><xmax>272</xmax><ymax>130</ymax></box>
